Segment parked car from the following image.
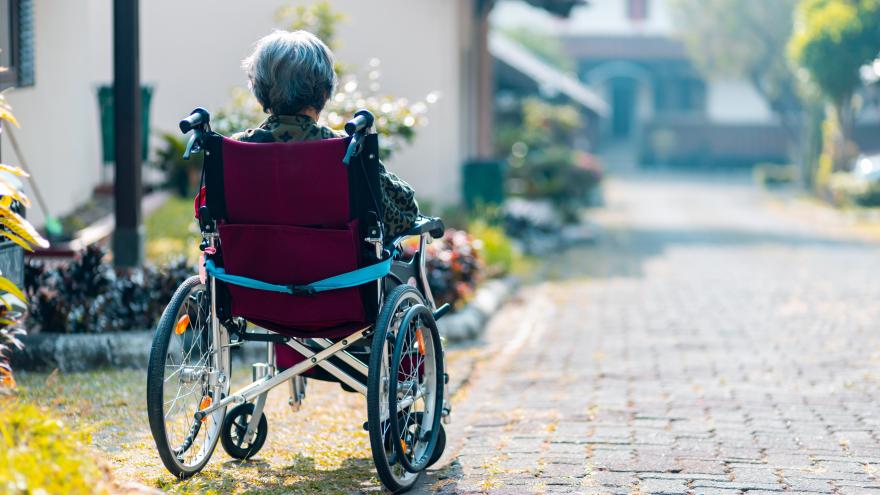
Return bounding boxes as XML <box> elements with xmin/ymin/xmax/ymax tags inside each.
<box><xmin>852</xmin><ymin>153</ymin><xmax>880</xmax><ymax>183</ymax></box>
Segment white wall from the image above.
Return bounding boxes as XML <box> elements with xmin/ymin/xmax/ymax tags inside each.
<box><xmin>491</xmin><ymin>0</ymin><xmax>675</xmax><ymax>36</ymax></box>
<box><xmin>3</xmin><ymin>0</ymin><xmax>473</xmax><ymax>226</ymax></box>
<box><xmin>706</xmin><ymin>79</ymin><xmax>775</xmax><ymax>124</ymax></box>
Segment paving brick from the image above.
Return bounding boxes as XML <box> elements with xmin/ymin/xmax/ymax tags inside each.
<box><xmin>419</xmin><ymin>175</ymin><xmax>880</xmax><ymax>494</ymax></box>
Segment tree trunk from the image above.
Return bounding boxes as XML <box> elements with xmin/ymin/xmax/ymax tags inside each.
<box><xmin>832</xmin><ymin>95</ymin><xmax>858</xmax><ymax>172</ymax></box>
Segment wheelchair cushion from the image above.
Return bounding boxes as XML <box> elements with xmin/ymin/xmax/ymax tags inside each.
<box><xmin>219</xmin><ymin>220</ymin><xmax>367</xmax><ymax>332</ymax></box>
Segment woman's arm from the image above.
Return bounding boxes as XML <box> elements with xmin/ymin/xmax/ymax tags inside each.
<box><xmin>377</xmin><ymin>163</ymin><xmax>420</xmax><ymax>238</ymax></box>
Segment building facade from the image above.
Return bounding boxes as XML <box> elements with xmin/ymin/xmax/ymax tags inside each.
<box><xmin>492</xmin><ymin>0</ymin><xmax>789</xmax><ymax>167</ymax></box>
<box><xmin>1</xmin><ymin>0</ymin><xmax>491</xmax><ymax>226</ymax></box>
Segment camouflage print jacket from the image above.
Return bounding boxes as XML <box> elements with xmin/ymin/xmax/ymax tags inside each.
<box><xmin>231</xmin><ymin>114</ymin><xmax>419</xmax><ymax>238</ymax></box>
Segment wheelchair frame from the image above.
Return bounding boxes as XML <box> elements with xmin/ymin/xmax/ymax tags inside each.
<box><xmin>192</xmin><ymin>229</ymin><xmax>443</xmax><ymax>422</ymax></box>
<box><xmin>148</xmin><ymin>107</ymin><xmax>450</xmax><ymax>493</ymax></box>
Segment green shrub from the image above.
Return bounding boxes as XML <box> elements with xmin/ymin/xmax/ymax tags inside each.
<box><xmin>826</xmin><ymin>172</ymin><xmax>880</xmax><ymax>207</ymax></box>
<box><xmin>0</xmin><ymin>67</ymin><xmax>51</xmax><ymax>389</ymax></box>
<box><xmin>856</xmin><ymin>182</ymin><xmax>880</xmax><ymax>207</ymax></box>
<box><xmin>754</xmin><ymin>163</ymin><xmax>798</xmax><ymax>188</ymax></box>
<box><xmin>154</xmin><ymin>133</ymin><xmax>203</xmax><ymax>197</ymax></box>
<box><xmin>0</xmin><ymin>400</ymin><xmax>112</xmax><ymax>494</ymax></box>
<box><xmin>468</xmin><ymin>220</ymin><xmax>528</xmax><ymax>277</ymax></box>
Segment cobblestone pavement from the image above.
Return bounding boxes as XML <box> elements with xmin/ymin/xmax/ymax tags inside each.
<box><xmin>420</xmin><ymin>173</ymin><xmax>880</xmax><ymax>495</ymax></box>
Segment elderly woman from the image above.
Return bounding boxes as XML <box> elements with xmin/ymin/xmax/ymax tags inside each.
<box><xmin>233</xmin><ymin>30</ymin><xmax>419</xmax><ymax>238</ymax></box>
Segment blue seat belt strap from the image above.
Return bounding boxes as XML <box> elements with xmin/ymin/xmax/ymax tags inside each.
<box><xmin>204</xmin><ymin>257</ymin><xmax>393</xmax><ymax>295</ymax></box>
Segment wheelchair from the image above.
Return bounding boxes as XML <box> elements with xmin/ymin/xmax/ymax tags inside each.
<box><xmin>146</xmin><ymin>107</ymin><xmax>450</xmax><ymax>493</ymax></box>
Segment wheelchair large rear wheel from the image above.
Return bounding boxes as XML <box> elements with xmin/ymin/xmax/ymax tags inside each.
<box><xmin>367</xmin><ymin>285</ymin><xmax>444</xmax><ymax>493</ymax></box>
<box><xmin>147</xmin><ymin>276</ymin><xmax>230</xmax><ymax>478</ymax></box>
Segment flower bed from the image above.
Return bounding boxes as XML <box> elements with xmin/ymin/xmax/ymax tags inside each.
<box><xmin>25</xmin><ymin>246</ymin><xmax>191</xmax><ymax>334</ymax></box>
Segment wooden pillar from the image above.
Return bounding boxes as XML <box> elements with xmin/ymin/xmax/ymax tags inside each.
<box><xmin>112</xmin><ymin>0</ymin><xmax>143</xmax><ymax>268</ymax></box>
<box><xmin>476</xmin><ymin>0</ymin><xmax>495</xmax><ymax>159</ymax></box>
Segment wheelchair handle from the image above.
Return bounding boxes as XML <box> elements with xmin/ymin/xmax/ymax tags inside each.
<box><xmin>180</xmin><ymin>107</ymin><xmax>210</xmax><ymax>134</ymax></box>
<box><xmin>345</xmin><ymin>110</ymin><xmax>374</xmax><ymax>136</ymax></box>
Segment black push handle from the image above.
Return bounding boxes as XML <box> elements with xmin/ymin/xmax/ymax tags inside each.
<box><xmin>180</xmin><ymin>107</ymin><xmax>210</xmax><ymax>134</ymax></box>
<box><xmin>345</xmin><ymin>109</ymin><xmax>375</xmax><ymax>136</ymax></box>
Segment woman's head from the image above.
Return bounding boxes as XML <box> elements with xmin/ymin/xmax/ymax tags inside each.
<box><xmin>242</xmin><ymin>30</ymin><xmax>337</xmax><ymax>116</ymax></box>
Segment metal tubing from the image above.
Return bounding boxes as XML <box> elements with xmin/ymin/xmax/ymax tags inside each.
<box><xmin>313</xmin><ymin>339</ymin><xmax>369</xmax><ymax>376</ymax></box>
<box><xmin>418</xmin><ymin>233</ymin><xmax>436</xmax><ymax>309</ymax></box>
<box><xmin>286</xmin><ymin>340</ymin><xmax>368</xmax><ymax>396</ymax></box>
<box><xmin>244</xmin><ymin>391</ymin><xmax>267</xmax><ymax>443</ymax></box>
<box><xmin>195</xmin><ymin>326</ymin><xmax>370</xmax><ymax>420</ymax></box>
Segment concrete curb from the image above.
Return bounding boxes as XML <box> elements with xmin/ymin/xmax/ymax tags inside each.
<box><xmin>11</xmin><ymin>329</ymin><xmax>268</xmax><ymax>372</ymax></box>
<box><xmin>12</xmin><ymin>277</ymin><xmax>519</xmax><ymax>371</ymax></box>
<box><xmin>436</xmin><ymin>276</ymin><xmax>519</xmax><ymax>343</ymax></box>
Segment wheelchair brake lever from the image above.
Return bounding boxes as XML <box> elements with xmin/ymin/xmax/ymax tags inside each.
<box><xmin>183</xmin><ymin>133</ymin><xmax>199</xmax><ymax>160</ymax></box>
<box><xmin>183</xmin><ymin>128</ymin><xmax>207</xmax><ymax>160</ymax></box>
<box><xmin>342</xmin><ymin>132</ymin><xmax>365</xmax><ymax>165</ymax></box>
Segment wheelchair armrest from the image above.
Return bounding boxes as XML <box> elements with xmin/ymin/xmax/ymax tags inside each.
<box><xmin>404</xmin><ymin>216</ymin><xmax>445</xmax><ymax>239</ymax></box>
<box><xmin>388</xmin><ymin>216</ymin><xmax>445</xmax><ymax>248</ymax></box>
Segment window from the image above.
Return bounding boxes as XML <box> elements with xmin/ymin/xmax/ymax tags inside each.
<box><xmin>1</xmin><ymin>0</ymin><xmax>34</xmax><ymax>90</ymax></box>
<box><xmin>627</xmin><ymin>0</ymin><xmax>649</xmax><ymax>21</ymax></box>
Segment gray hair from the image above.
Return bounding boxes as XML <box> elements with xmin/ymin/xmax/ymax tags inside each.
<box><xmin>242</xmin><ymin>30</ymin><xmax>337</xmax><ymax>115</ymax></box>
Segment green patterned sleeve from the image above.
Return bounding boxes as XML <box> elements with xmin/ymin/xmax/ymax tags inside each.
<box><xmin>377</xmin><ymin>164</ymin><xmax>420</xmax><ymax>237</ymax></box>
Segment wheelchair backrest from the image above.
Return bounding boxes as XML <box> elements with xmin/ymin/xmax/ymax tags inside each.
<box><xmin>199</xmin><ymin>132</ymin><xmax>384</xmax><ymax>336</ymax></box>
<box><xmin>202</xmin><ymin>134</ymin><xmax>383</xmax><ymax>228</ymax></box>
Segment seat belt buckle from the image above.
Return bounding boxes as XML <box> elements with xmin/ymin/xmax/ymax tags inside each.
<box><xmin>288</xmin><ymin>285</ymin><xmax>317</xmax><ymax>296</ymax></box>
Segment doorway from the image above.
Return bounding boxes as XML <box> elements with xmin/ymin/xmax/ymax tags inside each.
<box><xmin>610</xmin><ymin>77</ymin><xmax>637</xmax><ymax>140</ymax></box>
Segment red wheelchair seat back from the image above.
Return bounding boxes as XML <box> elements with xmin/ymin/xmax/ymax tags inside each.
<box><xmin>200</xmin><ymin>134</ymin><xmax>383</xmax><ymax>338</ymax></box>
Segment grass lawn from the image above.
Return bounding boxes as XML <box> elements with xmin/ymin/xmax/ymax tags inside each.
<box><xmin>11</xmin><ymin>347</ymin><xmax>478</xmax><ymax>494</ymax></box>
<box><xmin>145</xmin><ymin>195</ymin><xmax>201</xmax><ymax>265</ymax></box>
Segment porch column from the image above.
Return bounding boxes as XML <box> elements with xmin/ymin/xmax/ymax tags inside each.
<box><xmin>112</xmin><ymin>0</ymin><xmax>143</xmax><ymax>268</ymax></box>
<box><xmin>476</xmin><ymin>0</ymin><xmax>495</xmax><ymax>159</ymax></box>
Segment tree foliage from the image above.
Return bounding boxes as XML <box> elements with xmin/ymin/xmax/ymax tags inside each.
<box><xmin>789</xmin><ymin>0</ymin><xmax>880</xmax><ymax>108</ymax></box>
<box><xmin>789</xmin><ymin>0</ymin><xmax>880</xmax><ymax>174</ymax></box>
<box><xmin>498</xmin><ymin>26</ymin><xmax>575</xmax><ymax>73</ymax></box>
<box><xmin>0</xmin><ymin>85</ymin><xmax>50</xmax><ymax>389</ymax></box>
<box><xmin>669</xmin><ymin>0</ymin><xmax>803</xmax><ymax>140</ymax></box>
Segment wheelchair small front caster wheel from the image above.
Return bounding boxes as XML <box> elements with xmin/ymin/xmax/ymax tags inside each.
<box><xmin>220</xmin><ymin>403</ymin><xmax>268</xmax><ymax>460</ymax></box>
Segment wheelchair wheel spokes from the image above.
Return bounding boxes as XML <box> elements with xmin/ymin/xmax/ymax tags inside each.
<box><xmin>164</xmin><ymin>290</ymin><xmax>213</xmax><ymax>466</ymax></box>
<box><xmin>368</xmin><ymin>285</ymin><xmax>444</xmax><ymax>493</ymax></box>
<box><xmin>148</xmin><ymin>276</ymin><xmax>229</xmax><ymax>478</ymax></box>
<box><xmin>387</xmin><ymin>304</ymin><xmax>442</xmax><ymax>475</ymax></box>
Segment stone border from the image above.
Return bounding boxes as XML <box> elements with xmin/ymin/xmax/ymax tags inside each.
<box><xmin>12</xmin><ymin>278</ymin><xmax>518</xmax><ymax>372</ymax></box>
<box><xmin>436</xmin><ymin>276</ymin><xmax>518</xmax><ymax>343</ymax></box>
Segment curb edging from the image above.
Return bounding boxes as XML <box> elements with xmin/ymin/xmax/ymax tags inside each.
<box><xmin>12</xmin><ymin>277</ymin><xmax>519</xmax><ymax>372</ymax></box>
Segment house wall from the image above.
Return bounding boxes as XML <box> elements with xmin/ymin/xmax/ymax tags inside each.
<box><xmin>491</xmin><ymin>0</ymin><xmax>674</xmax><ymax>36</ymax></box>
<box><xmin>706</xmin><ymin>79</ymin><xmax>775</xmax><ymax>124</ymax></box>
<box><xmin>3</xmin><ymin>0</ymin><xmax>476</xmax><ymax>226</ymax></box>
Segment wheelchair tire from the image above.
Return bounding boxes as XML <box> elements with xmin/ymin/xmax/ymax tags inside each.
<box><xmin>147</xmin><ymin>276</ymin><xmax>229</xmax><ymax>479</ymax></box>
<box><xmin>430</xmin><ymin>422</ymin><xmax>446</xmax><ymax>468</ymax></box>
<box><xmin>367</xmin><ymin>285</ymin><xmax>444</xmax><ymax>493</ymax></box>
<box><xmin>220</xmin><ymin>403</ymin><xmax>268</xmax><ymax>460</ymax></box>
<box><xmin>387</xmin><ymin>304</ymin><xmax>444</xmax><ymax>474</ymax></box>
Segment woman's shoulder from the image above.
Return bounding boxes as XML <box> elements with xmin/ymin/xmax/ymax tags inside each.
<box><xmin>230</xmin><ymin>127</ymin><xmax>277</xmax><ymax>143</ymax></box>
<box><xmin>231</xmin><ymin>114</ymin><xmax>344</xmax><ymax>142</ymax></box>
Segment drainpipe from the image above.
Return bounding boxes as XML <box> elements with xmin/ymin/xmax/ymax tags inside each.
<box><xmin>112</xmin><ymin>0</ymin><xmax>144</xmax><ymax>268</ymax></box>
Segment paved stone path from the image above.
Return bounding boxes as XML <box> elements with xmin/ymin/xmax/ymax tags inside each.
<box><xmin>421</xmin><ymin>174</ymin><xmax>880</xmax><ymax>495</ymax></box>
